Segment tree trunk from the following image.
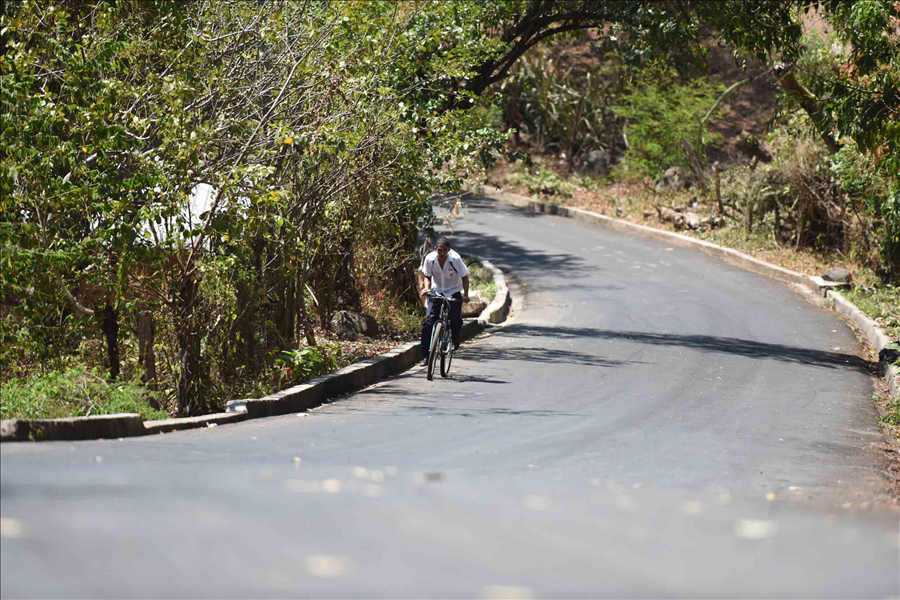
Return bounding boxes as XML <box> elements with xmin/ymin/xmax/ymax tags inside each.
<box><xmin>286</xmin><ymin>277</ymin><xmax>296</xmax><ymax>346</ymax></box>
<box><xmin>175</xmin><ymin>277</ymin><xmax>203</xmax><ymax>417</ymax></box>
<box><xmin>296</xmin><ymin>273</ymin><xmax>317</xmax><ymax>347</ymax></box>
<box><xmin>773</xmin><ymin>202</ymin><xmax>781</xmax><ymax>246</ymax></box>
<box><xmin>334</xmin><ymin>234</ymin><xmax>361</xmax><ymax>312</ymax></box>
<box><xmin>796</xmin><ymin>203</ymin><xmax>806</xmax><ymax>249</ymax></box>
<box><xmin>713</xmin><ymin>161</ymin><xmax>723</xmax><ymax>214</ymax></box>
<box><xmin>99</xmin><ymin>300</ymin><xmax>120</xmax><ymax>381</ymax></box>
<box><xmin>773</xmin><ymin>65</ymin><xmax>842</xmax><ymax>154</ymax></box>
<box><xmin>134</xmin><ymin>310</ymin><xmax>157</xmax><ymax>389</ymax></box>
<box><xmin>840</xmin><ymin>190</ymin><xmax>848</xmax><ymax>254</ymax></box>
<box><xmin>744</xmin><ymin>193</ymin><xmax>754</xmax><ymax>237</ymax></box>
<box><xmin>236</xmin><ymin>283</ymin><xmax>258</xmax><ymax>375</ymax></box>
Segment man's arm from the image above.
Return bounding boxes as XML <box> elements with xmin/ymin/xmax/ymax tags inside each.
<box><xmin>461</xmin><ymin>275</ymin><xmax>469</xmax><ymax>303</ymax></box>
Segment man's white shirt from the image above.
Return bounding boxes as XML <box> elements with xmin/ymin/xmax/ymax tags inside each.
<box><xmin>422</xmin><ymin>249</ymin><xmax>469</xmax><ymax>296</ymax></box>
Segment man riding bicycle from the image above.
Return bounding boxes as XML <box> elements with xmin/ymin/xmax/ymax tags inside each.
<box><xmin>419</xmin><ymin>237</ymin><xmax>469</xmax><ymax>366</ymax></box>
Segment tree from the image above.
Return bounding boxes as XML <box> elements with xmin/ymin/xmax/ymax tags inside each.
<box><xmin>1</xmin><ymin>0</ymin><xmax>507</xmax><ymax>413</ymax></box>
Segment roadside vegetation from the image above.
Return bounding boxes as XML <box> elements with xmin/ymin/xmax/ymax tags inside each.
<box><xmin>463</xmin><ymin>259</ymin><xmax>499</xmax><ymax>302</ymax></box>
<box><xmin>2</xmin><ymin>0</ymin><xmax>897</xmax><ymax>420</ymax></box>
<box><xmin>843</xmin><ymin>285</ymin><xmax>900</xmax><ymax>339</ymax></box>
<box><xmin>0</xmin><ymin>367</ymin><xmax>167</xmax><ymax>421</ymax></box>
<box><xmin>486</xmin><ymin>3</ymin><xmax>899</xmax><ymax>344</ymax></box>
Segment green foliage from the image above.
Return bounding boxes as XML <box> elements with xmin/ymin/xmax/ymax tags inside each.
<box><xmin>500</xmin><ymin>44</ymin><xmax>621</xmax><ymax>161</ymax></box>
<box><xmin>0</xmin><ymin>366</ymin><xmax>167</xmax><ymax>420</ymax></box>
<box><xmin>3</xmin><ymin>0</ymin><xmax>898</xmax><ymax>415</ymax></box>
<box><xmin>507</xmin><ymin>158</ymin><xmax>577</xmax><ymax>199</ymax></box>
<box><xmin>0</xmin><ymin>0</ymin><xmax>506</xmax><ymax>413</ymax></box>
<box><xmin>795</xmin><ymin>1</ymin><xmax>900</xmax><ymax>275</ymax></box>
<box><xmin>879</xmin><ymin>397</ymin><xmax>900</xmax><ymax>425</ymax></box>
<box><xmin>462</xmin><ymin>259</ymin><xmax>498</xmax><ymax>300</ymax></box>
<box><xmin>842</xmin><ymin>285</ymin><xmax>900</xmax><ymax>339</ymax></box>
<box><xmin>719</xmin><ymin>113</ymin><xmax>891</xmax><ymax>272</ymax></box>
<box><xmin>275</xmin><ymin>344</ymin><xmax>342</xmax><ymax>385</ymax></box>
<box><xmin>829</xmin><ymin>142</ymin><xmax>897</xmax><ymax>273</ymax></box>
<box><xmin>612</xmin><ymin>65</ymin><xmax>723</xmax><ymax>178</ymax></box>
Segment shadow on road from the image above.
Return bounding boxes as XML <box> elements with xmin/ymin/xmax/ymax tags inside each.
<box><xmin>498</xmin><ymin>324</ymin><xmax>872</xmax><ymax>373</ymax></box>
<box><xmin>446</xmin><ymin>374</ymin><xmax>508</xmax><ymax>384</ymax></box>
<box><xmin>460</xmin><ymin>344</ymin><xmax>641</xmax><ymax>368</ymax></box>
<box><xmin>446</xmin><ymin>229</ymin><xmax>589</xmax><ymax>280</ymax></box>
<box><xmin>439</xmin><ymin>193</ymin><xmax>544</xmax><ymax>220</ymax></box>
<box><xmin>403</xmin><ymin>403</ymin><xmax>585</xmax><ymax>418</ymax></box>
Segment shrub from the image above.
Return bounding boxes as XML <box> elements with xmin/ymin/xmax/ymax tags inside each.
<box><xmin>0</xmin><ymin>367</ymin><xmax>167</xmax><ymax>420</ymax></box>
<box><xmin>506</xmin><ymin>158</ymin><xmax>578</xmax><ymax>198</ymax></box>
<box><xmin>611</xmin><ymin>64</ymin><xmax>724</xmax><ymax>178</ymax></box>
<box><xmin>274</xmin><ymin>343</ymin><xmax>342</xmax><ymax>385</ymax></box>
<box><xmin>463</xmin><ymin>259</ymin><xmax>498</xmax><ymax>300</ymax></box>
<box><xmin>723</xmin><ymin>112</ymin><xmax>893</xmax><ymax>277</ymax></box>
<box><xmin>500</xmin><ymin>42</ymin><xmax>622</xmax><ymax>163</ymax></box>
<box><xmin>842</xmin><ymin>285</ymin><xmax>900</xmax><ymax>339</ymax></box>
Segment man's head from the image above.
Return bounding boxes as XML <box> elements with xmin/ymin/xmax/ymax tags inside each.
<box><xmin>435</xmin><ymin>237</ymin><xmax>450</xmax><ymax>258</ymax></box>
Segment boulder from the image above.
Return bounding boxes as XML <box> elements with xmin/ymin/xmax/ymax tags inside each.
<box><xmin>462</xmin><ymin>290</ymin><xmax>489</xmax><ymax>318</ymax></box>
<box><xmin>331</xmin><ymin>310</ymin><xmax>379</xmax><ymax>339</ymax></box>
<box><xmin>683</xmin><ymin>212</ymin><xmax>702</xmax><ymax>229</ymax></box>
<box><xmin>576</xmin><ymin>149</ymin><xmax>610</xmax><ymax>177</ymax></box>
<box><xmin>822</xmin><ymin>267</ymin><xmax>851</xmax><ymax>283</ymax></box>
<box><xmin>655</xmin><ymin>167</ymin><xmax>691</xmax><ymax>193</ymax></box>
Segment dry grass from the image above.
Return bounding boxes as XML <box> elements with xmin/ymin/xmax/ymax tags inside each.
<box><xmin>491</xmin><ymin>156</ymin><xmax>879</xmax><ymax>285</ymax></box>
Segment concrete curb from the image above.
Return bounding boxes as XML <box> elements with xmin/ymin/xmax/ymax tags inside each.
<box><xmin>829</xmin><ymin>291</ymin><xmax>900</xmax><ymax>400</ymax></box>
<box><xmin>471</xmin><ymin>255</ymin><xmax>512</xmax><ymax>325</ymax></box>
<box><xmin>1</xmin><ymin>259</ymin><xmax>511</xmax><ymax>442</ymax></box>
<box><xmin>472</xmin><ymin>185</ymin><xmax>854</xmax><ymax>298</ymax></box>
<box><xmin>229</xmin><ymin>257</ymin><xmax>510</xmax><ymax>419</ymax></box>
<box><xmin>143</xmin><ymin>412</ymin><xmax>249</xmax><ymax>434</ymax></box>
<box><xmin>0</xmin><ymin>413</ymin><xmax>145</xmax><ymax>442</ymax></box>
<box><xmin>471</xmin><ymin>184</ymin><xmax>897</xmax><ymax>400</ymax></box>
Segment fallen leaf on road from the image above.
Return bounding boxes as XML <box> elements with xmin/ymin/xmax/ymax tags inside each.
<box><xmin>0</xmin><ymin>517</ymin><xmax>25</xmax><ymax>539</ymax></box>
<box><xmin>305</xmin><ymin>555</ymin><xmax>346</xmax><ymax>578</ymax></box>
<box><xmin>733</xmin><ymin>519</ymin><xmax>778</xmax><ymax>540</ymax></box>
<box><xmin>481</xmin><ymin>585</ymin><xmax>535</xmax><ymax>599</ymax></box>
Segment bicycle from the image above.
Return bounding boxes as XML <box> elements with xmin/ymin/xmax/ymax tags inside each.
<box><xmin>425</xmin><ymin>291</ymin><xmax>458</xmax><ymax>380</ymax></box>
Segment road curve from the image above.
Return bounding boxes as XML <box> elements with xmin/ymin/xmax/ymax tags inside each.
<box><xmin>2</xmin><ymin>195</ymin><xmax>898</xmax><ymax>598</ymax></box>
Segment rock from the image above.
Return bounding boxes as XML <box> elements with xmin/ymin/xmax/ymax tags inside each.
<box><xmin>880</xmin><ymin>345</ymin><xmax>899</xmax><ymax>366</ymax></box>
<box><xmin>331</xmin><ymin>310</ymin><xmax>379</xmax><ymax>339</ymax></box>
<box><xmin>462</xmin><ymin>290</ymin><xmax>488</xmax><ymax>318</ymax></box>
<box><xmin>683</xmin><ymin>212</ymin><xmax>702</xmax><ymax>229</ymax></box>
<box><xmin>655</xmin><ymin>167</ymin><xmax>691</xmax><ymax>193</ymax></box>
<box><xmin>576</xmin><ymin>149</ymin><xmax>610</xmax><ymax>177</ymax></box>
<box><xmin>656</xmin><ymin>205</ymin><xmax>685</xmax><ymax>229</ymax></box>
<box><xmin>822</xmin><ymin>267</ymin><xmax>851</xmax><ymax>283</ymax></box>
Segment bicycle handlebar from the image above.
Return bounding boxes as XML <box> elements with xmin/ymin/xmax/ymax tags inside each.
<box><xmin>425</xmin><ymin>290</ymin><xmax>459</xmax><ymax>302</ymax></box>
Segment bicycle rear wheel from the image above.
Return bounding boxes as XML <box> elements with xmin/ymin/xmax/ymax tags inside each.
<box><xmin>427</xmin><ymin>322</ymin><xmax>442</xmax><ymax>381</ymax></box>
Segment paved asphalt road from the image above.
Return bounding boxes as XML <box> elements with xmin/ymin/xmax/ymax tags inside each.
<box><xmin>2</xmin><ymin>195</ymin><xmax>898</xmax><ymax>598</ymax></box>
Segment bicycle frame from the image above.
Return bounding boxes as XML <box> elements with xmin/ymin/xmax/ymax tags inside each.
<box><xmin>426</xmin><ymin>292</ymin><xmax>457</xmax><ymax>380</ymax></box>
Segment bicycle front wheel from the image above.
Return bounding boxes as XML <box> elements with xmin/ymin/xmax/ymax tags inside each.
<box><xmin>427</xmin><ymin>322</ymin><xmax>442</xmax><ymax>381</ymax></box>
<box><xmin>440</xmin><ymin>337</ymin><xmax>453</xmax><ymax>377</ymax></box>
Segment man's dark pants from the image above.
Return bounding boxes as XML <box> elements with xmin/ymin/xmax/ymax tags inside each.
<box><xmin>421</xmin><ymin>292</ymin><xmax>463</xmax><ymax>358</ymax></box>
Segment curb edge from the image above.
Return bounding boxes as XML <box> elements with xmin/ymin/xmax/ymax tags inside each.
<box><xmin>471</xmin><ymin>184</ymin><xmax>897</xmax><ymax>400</ymax></box>
<box><xmin>1</xmin><ymin>259</ymin><xmax>512</xmax><ymax>442</ymax></box>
